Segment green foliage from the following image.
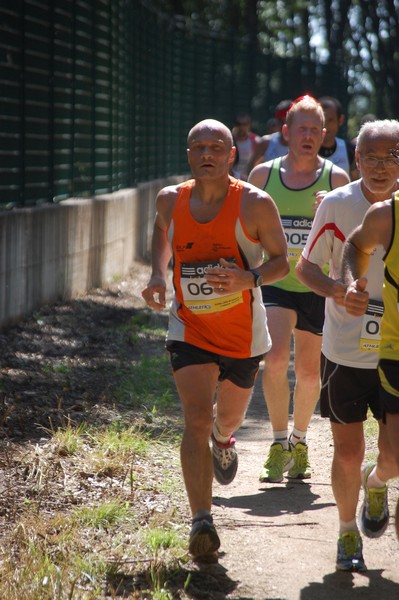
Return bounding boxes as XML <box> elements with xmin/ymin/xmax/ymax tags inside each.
<box><xmin>147</xmin><ymin>0</ymin><xmax>399</xmax><ymax>121</ymax></box>
<box><xmin>74</xmin><ymin>500</ymin><xmax>131</xmax><ymax>529</ymax></box>
<box><xmin>143</xmin><ymin>527</ymin><xmax>185</xmax><ymax>553</ymax></box>
<box><xmin>114</xmin><ymin>354</ymin><xmax>175</xmax><ymax>411</ymax></box>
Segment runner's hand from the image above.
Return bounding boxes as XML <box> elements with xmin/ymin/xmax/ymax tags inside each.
<box><xmin>344</xmin><ymin>277</ymin><xmax>369</xmax><ymax>316</ymax></box>
<box><xmin>142</xmin><ymin>276</ymin><xmax>167</xmax><ymax>311</ymax></box>
<box><xmin>206</xmin><ymin>258</ymin><xmax>253</xmax><ymax>293</ymax></box>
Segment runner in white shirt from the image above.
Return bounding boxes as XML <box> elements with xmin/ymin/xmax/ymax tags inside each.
<box><xmin>296</xmin><ymin>119</ymin><xmax>399</xmax><ymax>572</ymax></box>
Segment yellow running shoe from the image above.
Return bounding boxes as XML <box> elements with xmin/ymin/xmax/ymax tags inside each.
<box><xmin>336</xmin><ymin>531</ymin><xmax>366</xmax><ymax>572</ymax></box>
<box><xmin>259</xmin><ymin>442</ymin><xmax>293</xmax><ymax>483</ymax></box>
<box><xmin>360</xmin><ymin>462</ymin><xmax>389</xmax><ymax>538</ymax></box>
<box><xmin>287</xmin><ymin>442</ymin><xmax>311</xmax><ymax>479</ymax></box>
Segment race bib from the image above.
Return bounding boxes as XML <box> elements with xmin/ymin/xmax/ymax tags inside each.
<box><xmin>180</xmin><ymin>260</ymin><xmax>243</xmax><ymax>315</ymax></box>
<box><xmin>359</xmin><ymin>300</ymin><xmax>383</xmax><ymax>352</ymax></box>
<box><xmin>280</xmin><ymin>215</ymin><xmax>313</xmax><ymax>260</ymax></box>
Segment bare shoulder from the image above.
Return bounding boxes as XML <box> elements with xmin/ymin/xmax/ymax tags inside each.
<box><xmin>155</xmin><ymin>183</ymin><xmax>183</xmax><ymax>227</ymax></box>
<box><xmin>156</xmin><ymin>183</ymin><xmax>183</xmax><ymax>210</ymax></box>
<box><xmin>330</xmin><ymin>164</ymin><xmax>351</xmax><ymax>188</ymax></box>
<box><xmin>247</xmin><ymin>161</ymin><xmax>272</xmax><ymax>189</ymax></box>
<box><xmin>156</xmin><ymin>183</ymin><xmax>181</xmax><ymax>203</ymax></box>
<box><xmin>366</xmin><ymin>198</ymin><xmax>392</xmax><ymax>223</ymax></box>
<box><xmin>241</xmin><ymin>182</ymin><xmax>279</xmax><ymax>218</ymax></box>
<box><xmin>352</xmin><ymin>199</ymin><xmax>393</xmax><ymax>250</ymax></box>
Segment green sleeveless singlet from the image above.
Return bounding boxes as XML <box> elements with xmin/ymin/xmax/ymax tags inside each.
<box><xmin>264</xmin><ymin>156</ymin><xmax>333</xmax><ymax>292</ymax></box>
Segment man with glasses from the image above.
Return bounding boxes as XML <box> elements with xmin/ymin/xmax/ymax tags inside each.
<box><xmin>248</xmin><ymin>96</ymin><xmax>349</xmax><ymax>486</ymax></box>
<box><xmin>296</xmin><ymin>120</ymin><xmax>399</xmax><ymax>571</ymax></box>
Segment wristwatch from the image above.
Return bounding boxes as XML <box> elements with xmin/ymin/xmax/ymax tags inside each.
<box><xmin>249</xmin><ymin>269</ymin><xmax>263</xmax><ymax>288</ymax></box>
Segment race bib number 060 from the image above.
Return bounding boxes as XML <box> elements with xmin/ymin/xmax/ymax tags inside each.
<box><xmin>180</xmin><ymin>260</ymin><xmax>243</xmax><ymax>314</ymax></box>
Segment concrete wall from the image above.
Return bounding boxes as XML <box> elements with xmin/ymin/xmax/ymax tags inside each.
<box><xmin>0</xmin><ymin>176</ymin><xmax>186</xmax><ymax>330</ymax></box>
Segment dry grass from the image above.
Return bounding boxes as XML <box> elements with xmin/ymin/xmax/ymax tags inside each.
<box><xmin>0</xmin><ymin>265</ymin><xmax>198</xmax><ymax>599</ymax></box>
<box><xmin>0</xmin><ymin>417</ymin><xmax>190</xmax><ymax>599</ymax></box>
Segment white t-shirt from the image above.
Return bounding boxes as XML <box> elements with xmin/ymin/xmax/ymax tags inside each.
<box><xmin>235</xmin><ymin>137</ymin><xmax>253</xmax><ymax>176</ymax></box>
<box><xmin>320</xmin><ymin>137</ymin><xmax>350</xmax><ymax>174</ymax></box>
<box><xmin>302</xmin><ymin>180</ymin><xmax>385</xmax><ymax>368</ymax></box>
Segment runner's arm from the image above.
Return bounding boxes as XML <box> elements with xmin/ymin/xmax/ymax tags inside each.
<box><xmin>142</xmin><ymin>188</ymin><xmax>175</xmax><ymax>311</ymax></box>
<box><xmin>341</xmin><ymin>201</ymin><xmax>392</xmax><ymax>316</ymax></box>
<box><xmin>296</xmin><ymin>256</ymin><xmax>346</xmax><ymax>305</ymax></box>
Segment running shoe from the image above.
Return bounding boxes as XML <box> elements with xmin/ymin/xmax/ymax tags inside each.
<box><xmin>287</xmin><ymin>442</ymin><xmax>311</xmax><ymax>479</ymax></box>
<box><xmin>188</xmin><ymin>515</ymin><xmax>220</xmax><ymax>562</ymax></box>
<box><xmin>211</xmin><ymin>434</ymin><xmax>238</xmax><ymax>485</ymax></box>
<box><xmin>360</xmin><ymin>462</ymin><xmax>389</xmax><ymax>538</ymax></box>
<box><xmin>259</xmin><ymin>442</ymin><xmax>293</xmax><ymax>483</ymax></box>
<box><xmin>336</xmin><ymin>531</ymin><xmax>366</xmax><ymax>572</ymax></box>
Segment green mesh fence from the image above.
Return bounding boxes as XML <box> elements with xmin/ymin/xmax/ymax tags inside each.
<box><xmin>0</xmin><ymin>1</ymin><xmax>348</xmax><ymax>207</ymax></box>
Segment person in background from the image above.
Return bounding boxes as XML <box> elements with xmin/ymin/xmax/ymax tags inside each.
<box><xmin>246</xmin><ymin>98</ymin><xmax>292</xmax><ymax>174</ymax></box>
<box><xmin>142</xmin><ymin>118</ymin><xmax>289</xmax><ymax>562</ymax></box>
<box><xmin>248</xmin><ymin>95</ymin><xmax>350</xmax><ymax>485</ymax></box>
<box><xmin>296</xmin><ymin>119</ymin><xmax>399</xmax><ymax>571</ymax></box>
<box><xmin>351</xmin><ymin>113</ymin><xmax>377</xmax><ymax>147</ymax></box>
<box><xmin>342</xmin><ymin>149</ymin><xmax>399</xmax><ymax>543</ymax></box>
<box><xmin>319</xmin><ymin>96</ymin><xmax>356</xmax><ymax>179</ymax></box>
<box><xmin>231</xmin><ymin>113</ymin><xmax>258</xmax><ymax>180</ymax></box>
<box><xmin>265</xmin><ymin>117</ymin><xmax>280</xmax><ymax>134</ymax></box>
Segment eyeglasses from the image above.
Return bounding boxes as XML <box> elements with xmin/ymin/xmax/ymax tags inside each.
<box><xmin>360</xmin><ymin>155</ymin><xmax>399</xmax><ymax>169</ymax></box>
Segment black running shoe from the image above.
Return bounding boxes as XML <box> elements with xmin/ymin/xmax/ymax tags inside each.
<box><xmin>188</xmin><ymin>515</ymin><xmax>220</xmax><ymax>561</ymax></box>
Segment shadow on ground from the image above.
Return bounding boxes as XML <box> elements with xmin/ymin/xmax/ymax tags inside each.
<box><xmin>300</xmin><ymin>569</ymin><xmax>399</xmax><ymax>600</ymax></box>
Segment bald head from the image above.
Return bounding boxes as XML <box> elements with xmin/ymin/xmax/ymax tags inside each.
<box><xmin>187</xmin><ymin>119</ymin><xmax>233</xmax><ymax>149</ymax></box>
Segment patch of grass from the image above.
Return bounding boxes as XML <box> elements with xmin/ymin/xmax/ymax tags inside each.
<box><xmin>1</xmin><ymin>514</ymin><xmax>107</xmax><ymax>600</ymax></box>
<box><xmin>74</xmin><ymin>500</ymin><xmax>131</xmax><ymax>529</ymax></box>
<box><xmin>143</xmin><ymin>527</ymin><xmax>185</xmax><ymax>554</ymax></box>
<box><xmin>51</xmin><ymin>421</ymin><xmax>87</xmax><ymax>456</ymax></box>
<box><xmin>120</xmin><ymin>313</ymin><xmax>167</xmax><ymax>344</ymax></box>
<box><xmin>0</xmin><ymin>424</ymin><xmax>187</xmax><ymax>598</ymax></box>
<box><xmin>114</xmin><ymin>354</ymin><xmax>175</xmax><ymax>411</ymax></box>
<box><xmin>92</xmin><ymin>421</ymin><xmax>152</xmax><ymax>456</ymax></box>
<box><xmin>41</xmin><ymin>363</ymin><xmax>71</xmax><ymax>376</ymax></box>
<box><xmin>0</xmin><ymin>300</ymin><xmax>190</xmax><ymax>599</ymax></box>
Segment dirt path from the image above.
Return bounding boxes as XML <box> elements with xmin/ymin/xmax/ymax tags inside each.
<box><xmin>210</xmin><ymin>370</ymin><xmax>399</xmax><ymax>600</ymax></box>
<box><xmin>1</xmin><ymin>260</ymin><xmax>398</xmax><ymax>599</ymax></box>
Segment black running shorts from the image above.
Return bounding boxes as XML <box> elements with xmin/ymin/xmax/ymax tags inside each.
<box><xmin>262</xmin><ymin>285</ymin><xmax>325</xmax><ymax>335</ymax></box>
<box><xmin>166</xmin><ymin>340</ymin><xmax>263</xmax><ymax>389</ymax></box>
<box><xmin>378</xmin><ymin>359</ymin><xmax>399</xmax><ymax>415</ymax></box>
<box><xmin>320</xmin><ymin>354</ymin><xmax>382</xmax><ymax>424</ymax></box>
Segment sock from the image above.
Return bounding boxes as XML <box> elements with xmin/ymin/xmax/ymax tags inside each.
<box><xmin>289</xmin><ymin>427</ymin><xmax>307</xmax><ymax>447</ymax></box>
<box><xmin>192</xmin><ymin>509</ymin><xmax>212</xmax><ymax>523</ymax></box>
<box><xmin>212</xmin><ymin>421</ymin><xmax>231</xmax><ymax>444</ymax></box>
<box><xmin>272</xmin><ymin>430</ymin><xmax>289</xmax><ymax>450</ymax></box>
<box><xmin>339</xmin><ymin>518</ymin><xmax>358</xmax><ymax>535</ymax></box>
<box><xmin>366</xmin><ymin>465</ymin><xmax>387</xmax><ymax>488</ymax></box>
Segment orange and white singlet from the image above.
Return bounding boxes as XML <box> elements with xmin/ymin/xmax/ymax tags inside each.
<box><xmin>167</xmin><ymin>177</ymin><xmax>271</xmax><ymax>358</ymax></box>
